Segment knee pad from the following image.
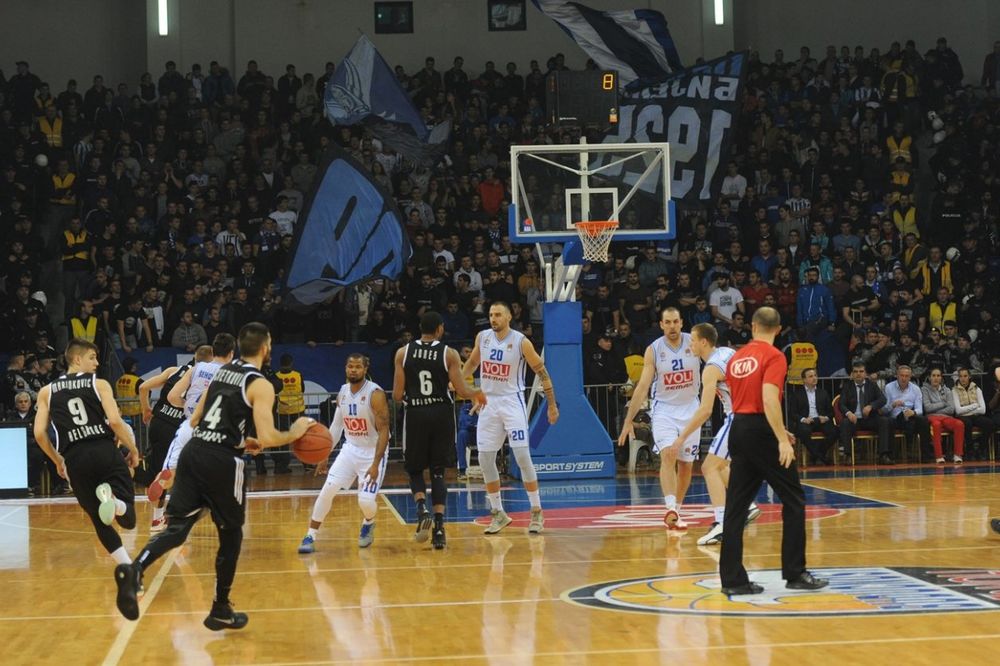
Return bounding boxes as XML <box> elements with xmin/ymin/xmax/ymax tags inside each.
<box><xmin>480</xmin><ymin>450</ymin><xmax>500</xmax><ymax>484</ymax></box>
<box><xmin>430</xmin><ymin>467</ymin><xmax>447</xmax><ymax>506</ymax></box>
<box><xmin>357</xmin><ymin>494</ymin><xmax>378</xmax><ymax>521</ymax></box>
<box><xmin>408</xmin><ymin>471</ymin><xmax>427</xmax><ymax>496</ymax></box>
<box><xmin>512</xmin><ymin>447</ymin><xmax>537</xmax><ymax>483</ymax></box>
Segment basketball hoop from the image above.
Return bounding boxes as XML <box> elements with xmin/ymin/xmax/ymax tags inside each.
<box><xmin>575</xmin><ymin>220</ymin><xmax>618</xmax><ymax>262</ymax></box>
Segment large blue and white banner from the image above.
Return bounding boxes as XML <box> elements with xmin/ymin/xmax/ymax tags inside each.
<box><xmin>532</xmin><ymin>1</ymin><xmax>683</xmax><ymax>89</ymax></box>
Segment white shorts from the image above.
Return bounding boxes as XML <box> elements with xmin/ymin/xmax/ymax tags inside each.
<box><xmin>651</xmin><ymin>404</ymin><xmax>700</xmax><ymax>463</ymax></box>
<box><xmin>476</xmin><ymin>393</ymin><xmax>529</xmax><ymax>453</ymax></box>
<box><xmin>163</xmin><ymin>420</ymin><xmax>194</xmax><ymax>471</ymax></box>
<box><xmin>707</xmin><ymin>413</ymin><xmax>734</xmax><ymax>460</ymax></box>
<box><xmin>324</xmin><ymin>443</ymin><xmax>387</xmax><ymax>501</ymax></box>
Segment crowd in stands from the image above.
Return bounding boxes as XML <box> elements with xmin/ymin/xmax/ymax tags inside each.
<box><xmin>1</xmin><ymin>36</ymin><xmax>1000</xmax><ymax>423</ymax></box>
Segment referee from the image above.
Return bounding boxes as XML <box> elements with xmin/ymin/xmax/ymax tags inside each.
<box><xmin>719</xmin><ymin>307</ymin><xmax>828</xmax><ymax>595</ymax></box>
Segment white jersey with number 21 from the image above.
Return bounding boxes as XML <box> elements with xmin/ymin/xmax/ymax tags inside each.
<box><xmin>649</xmin><ymin>334</ymin><xmax>701</xmax><ymax>413</ymax></box>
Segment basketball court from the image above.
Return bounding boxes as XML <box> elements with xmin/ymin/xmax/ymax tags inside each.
<box><xmin>2</xmin><ymin>464</ymin><xmax>1000</xmax><ymax>665</ymax></box>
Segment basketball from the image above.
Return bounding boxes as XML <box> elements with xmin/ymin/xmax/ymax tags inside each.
<box><xmin>292</xmin><ymin>423</ymin><xmax>333</xmax><ymax>464</ymax></box>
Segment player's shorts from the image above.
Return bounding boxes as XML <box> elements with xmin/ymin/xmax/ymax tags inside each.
<box><xmin>403</xmin><ymin>402</ymin><xmax>457</xmax><ymax>473</ymax></box>
<box><xmin>163</xmin><ymin>420</ymin><xmax>194</xmax><ymax>471</ymax></box>
<box><xmin>651</xmin><ymin>403</ymin><xmax>700</xmax><ymax>463</ymax></box>
<box><xmin>64</xmin><ymin>438</ymin><xmax>135</xmax><ymax>517</ymax></box>
<box><xmin>707</xmin><ymin>413</ymin><xmax>734</xmax><ymax>460</ymax></box>
<box><xmin>475</xmin><ymin>393</ymin><xmax>529</xmax><ymax>453</ymax></box>
<box><xmin>143</xmin><ymin>416</ymin><xmax>180</xmax><ymax>483</ymax></box>
<box><xmin>324</xmin><ymin>442</ymin><xmax>387</xmax><ymax>501</ymax></box>
<box><xmin>164</xmin><ymin>441</ymin><xmax>248</xmax><ymax>529</ymax></box>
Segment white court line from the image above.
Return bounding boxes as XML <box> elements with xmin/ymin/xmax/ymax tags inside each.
<box><xmin>381</xmin><ymin>493</ymin><xmax>407</xmax><ymax>526</ymax></box>
<box><xmin>101</xmin><ymin>549</ymin><xmax>179</xmax><ymax>666</ymax></box>
<box><xmin>259</xmin><ymin>632</ymin><xmax>1000</xmax><ymax>664</ymax></box>
<box><xmin>799</xmin><ymin>482</ymin><xmax>904</xmax><ymax>508</ymax></box>
<box><xmin>7</xmin><ymin>538</ymin><xmax>1000</xmax><ymax>598</ymax></box>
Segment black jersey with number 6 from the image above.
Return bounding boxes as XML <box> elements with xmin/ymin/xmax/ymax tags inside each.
<box><xmin>48</xmin><ymin>373</ymin><xmax>113</xmax><ymax>452</ymax></box>
<box><xmin>191</xmin><ymin>361</ymin><xmax>264</xmax><ymax>453</ymax></box>
<box><xmin>403</xmin><ymin>340</ymin><xmax>452</xmax><ymax>408</ymax></box>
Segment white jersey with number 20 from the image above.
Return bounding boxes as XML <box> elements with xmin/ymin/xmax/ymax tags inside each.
<box><xmin>478</xmin><ymin>329</ymin><xmax>526</xmax><ymax>397</ymax></box>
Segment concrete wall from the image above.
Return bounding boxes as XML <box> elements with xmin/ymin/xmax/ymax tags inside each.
<box><xmin>147</xmin><ymin>0</ymin><xmax>727</xmax><ymax>82</ymax></box>
<box><xmin>733</xmin><ymin>0</ymin><xmax>999</xmax><ymax>82</ymax></box>
<box><xmin>0</xmin><ymin>0</ymin><xmax>146</xmax><ymax>90</ymax></box>
<box><xmin>2</xmin><ymin>0</ymin><xmax>734</xmax><ymax>91</ymax></box>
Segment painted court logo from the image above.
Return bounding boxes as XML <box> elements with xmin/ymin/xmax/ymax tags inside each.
<box><xmin>564</xmin><ymin>568</ymin><xmax>1000</xmax><ymax>616</ymax></box>
<box><xmin>472</xmin><ymin>503</ymin><xmax>840</xmax><ymax>530</ymax></box>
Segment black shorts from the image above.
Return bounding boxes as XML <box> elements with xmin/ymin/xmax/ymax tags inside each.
<box><xmin>63</xmin><ymin>439</ymin><xmax>135</xmax><ymax>517</ymax></box>
<box><xmin>166</xmin><ymin>442</ymin><xmax>248</xmax><ymax>530</ymax></box>
<box><xmin>141</xmin><ymin>416</ymin><xmax>179</xmax><ymax>484</ymax></box>
<box><xmin>403</xmin><ymin>403</ymin><xmax>457</xmax><ymax>473</ymax></box>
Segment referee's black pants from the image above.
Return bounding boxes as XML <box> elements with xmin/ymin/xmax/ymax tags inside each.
<box><xmin>720</xmin><ymin>414</ymin><xmax>807</xmax><ymax>588</ymax></box>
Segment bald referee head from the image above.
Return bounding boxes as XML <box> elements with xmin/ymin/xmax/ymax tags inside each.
<box><xmin>750</xmin><ymin>306</ymin><xmax>781</xmax><ymax>342</ymax></box>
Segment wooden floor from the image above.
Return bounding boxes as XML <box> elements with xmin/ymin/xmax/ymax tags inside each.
<box><xmin>4</xmin><ymin>463</ymin><xmax>1000</xmax><ymax>665</ymax></box>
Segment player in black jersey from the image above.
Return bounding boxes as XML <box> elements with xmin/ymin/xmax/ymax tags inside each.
<box><xmin>137</xmin><ymin>346</ymin><xmax>213</xmax><ymax>524</ymax></box>
<box><xmin>113</xmin><ymin>322</ymin><xmax>314</xmax><ymax>630</ymax></box>
<box><xmin>393</xmin><ymin>311</ymin><xmax>486</xmax><ymax>549</ymax></box>
<box><xmin>32</xmin><ymin>339</ymin><xmax>140</xmax><ymax>566</ymax></box>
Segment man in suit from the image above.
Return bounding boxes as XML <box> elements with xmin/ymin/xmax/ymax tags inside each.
<box><xmin>788</xmin><ymin>368</ymin><xmax>837</xmax><ymax>465</ymax></box>
<box><xmin>839</xmin><ymin>360</ymin><xmax>894</xmax><ymax>464</ymax></box>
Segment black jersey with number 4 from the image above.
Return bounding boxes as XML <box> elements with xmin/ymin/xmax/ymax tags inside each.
<box><xmin>152</xmin><ymin>362</ymin><xmax>192</xmax><ymax>426</ymax></box>
<box><xmin>48</xmin><ymin>373</ymin><xmax>113</xmax><ymax>452</ymax></box>
<box><xmin>403</xmin><ymin>340</ymin><xmax>452</xmax><ymax>407</ymax></box>
<box><xmin>191</xmin><ymin>361</ymin><xmax>264</xmax><ymax>453</ymax></box>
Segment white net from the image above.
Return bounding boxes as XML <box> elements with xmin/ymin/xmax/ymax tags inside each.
<box><xmin>575</xmin><ymin>221</ymin><xmax>618</xmax><ymax>262</ymax></box>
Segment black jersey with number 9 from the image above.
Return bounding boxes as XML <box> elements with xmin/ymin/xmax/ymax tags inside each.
<box><xmin>48</xmin><ymin>373</ymin><xmax>113</xmax><ymax>451</ymax></box>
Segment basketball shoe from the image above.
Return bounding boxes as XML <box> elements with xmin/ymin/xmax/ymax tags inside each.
<box><xmin>358</xmin><ymin>522</ymin><xmax>375</xmax><ymax>548</ymax></box>
<box><xmin>204</xmin><ymin>601</ymin><xmax>249</xmax><ymax>631</ymax></box>
<box><xmin>484</xmin><ymin>509</ymin><xmax>513</xmax><ymax>534</ymax></box>
<box><xmin>147</xmin><ymin>469</ymin><xmax>173</xmax><ymax>503</ymax></box>
<box><xmin>697</xmin><ymin>521</ymin><xmax>724</xmax><ymax>545</ymax></box>
<box><xmin>297</xmin><ymin>535</ymin><xmax>315</xmax><ymax>554</ymax></box>
<box><xmin>414</xmin><ymin>510</ymin><xmax>433</xmax><ymax>543</ymax></box>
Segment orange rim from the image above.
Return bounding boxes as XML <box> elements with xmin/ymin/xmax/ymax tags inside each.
<box><xmin>575</xmin><ymin>220</ymin><xmax>619</xmax><ymax>237</ymax></box>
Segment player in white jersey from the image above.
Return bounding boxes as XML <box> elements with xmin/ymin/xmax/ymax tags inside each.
<box><xmin>669</xmin><ymin>323</ymin><xmax>761</xmax><ymax>545</ymax></box>
<box><xmin>461</xmin><ymin>302</ymin><xmax>559</xmax><ymax>535</ymax></box>
<box><xmin>299</xmin><ymin>353</ymin><xmax>390</xmax><ymax>551</ymax></box>
<box><xmin>619</xmin><ymin>307</ymin><xmax>700</xmax><ymax>532</ymax></box>
<box><xmin>146</xmin><ymin>334</ymin><xmax>235</xmax><ymax>530</ymax></box>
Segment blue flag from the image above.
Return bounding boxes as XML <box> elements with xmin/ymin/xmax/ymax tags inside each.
<box><xmin>326</xmin><ymin>35</ymin><xmax>448</xmax><ymax>165</ymax></box>
<box><xmin>283</xmin><ymin>145</ymin><xmax>410</xmax><ymax>309</ymax></box>
<box><xmin>532</xmin><ymin>1</ymin><xmax>683</xmax><ymax>90</ymax></box>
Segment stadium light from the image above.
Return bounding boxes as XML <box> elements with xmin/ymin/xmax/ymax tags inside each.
<box><xmin>714</xmin><ymin>0</ymin><xmax>725</xmax><ymax>26</ymax></box>
<box><xmin>158</xmin><ymin>0</ymin><xmax>169</xmax><ymax>36</ymax></box>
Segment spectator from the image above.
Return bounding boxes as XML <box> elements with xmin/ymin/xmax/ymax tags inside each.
<box><xmin>709</xmin><ymin>273</ymin><xmax>744</xmax><ymax>329</ymax></box>
<box><xmin>171</xmin><ymin>310</ymin><xmax>208</xmax><ymax>351</ymax></box>
<box><xmin>952</xmin><ymin>367</ymin><xmax>995</xmax><ymax>460</ymax></box>
<box><xmin>839</xmin><ymin>361</ymin><xmax>893</xmax><ymax>464</ymax></box>
<box><xmin>796</xmin><ymin>267</ymin><xmax>836</xmax><ymax>337</ymax></box>
<box><xmin>882</xmin><ymin>364</ymin><xmax>933</xmax><ymax>460</ymax></box>
<box><xmin>922</xmin><ymin>367</ymin><xmax>965</xmax><ymax>464</ymax></box>
<box><xmin>788</xmin><ymin>368</ymin><xmax>837</xmax><ymax>465</ymax></box>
